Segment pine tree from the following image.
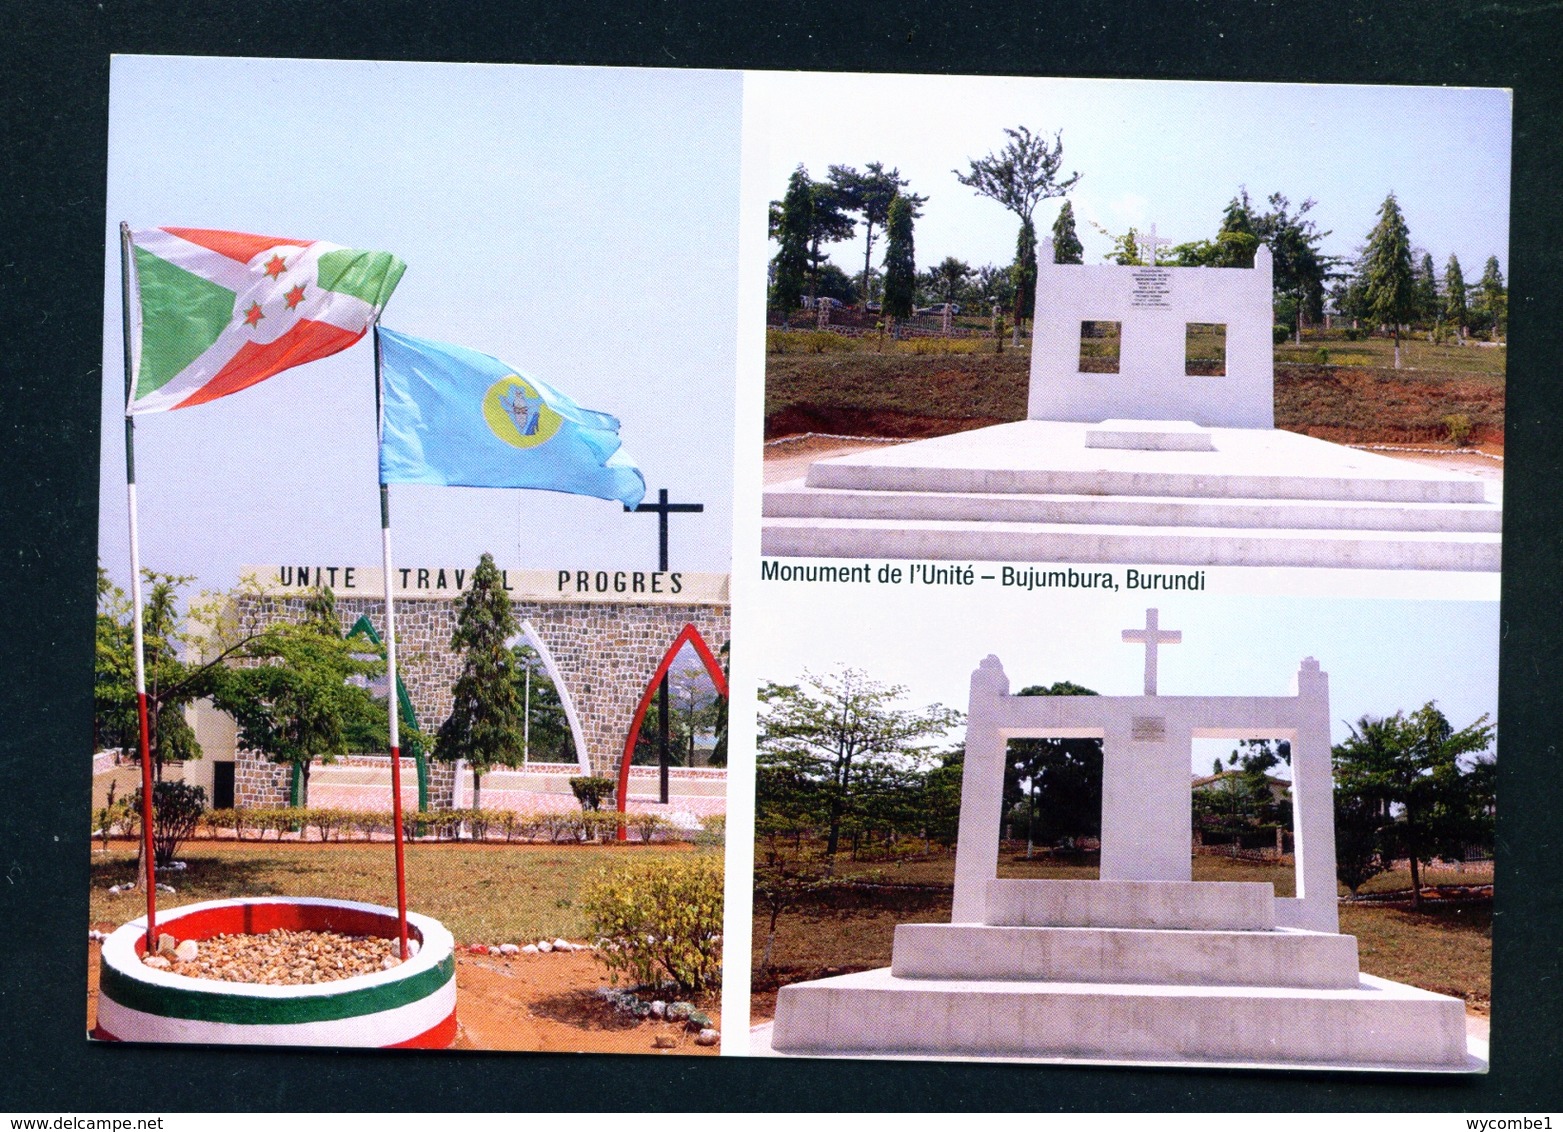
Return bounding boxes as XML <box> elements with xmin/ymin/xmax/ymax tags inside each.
<box><xmin>1444</xmin><ymin>254</ymin><xmax>1468</xmax><ymax>338</ymax></box>
<box><xmin>828</xmin><ymin>163</ymin><xmax>926</xmax><ymax>311</ymax></box>
<box><xmin>1476</xmin><ymin>256</ymin><xmax>1507</xmax><ymax>342</ymax></box>
<box><xmin>1011</xmin><ymin>219</ymin><xmax>1037</xmax><ymax>345</ymax></box>
<box><xmin>1361</xmin><ymin>193</ymin><xmax>1416</xmax><ymax>368</ymax></box>
<box><xmin>1413</xmin><ymin>252</ymin><xmax>1439</xmax><ymax>327</ymax></box>
<box><xmin>1215</xmin><ymin>190</ymin><xmax>1259</xmax><ymax>267</ymax></box>
<box><xmin>770</xmin><ymin>166</ymin><xmax>813</xmax><ymax>323</ymax></box>
<box><xmin>881</xmin><ymin>193</ymin><xmax>917</xmax><ymax>327</ymax></box>
<box><xmin>436</xmin><ymin>553</ymin><xmax>524</xmax><ymax>810</ymax></box>
<box><xmin>1051</xmin><ymin>200</ymin><xmax>1084</xmax><ymax>264</ymax></box>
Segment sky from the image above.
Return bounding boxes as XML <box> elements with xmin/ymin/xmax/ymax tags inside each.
<box><xmin>100</xmin><ymin>57</ymin><xmax>742</xmax><ymax>593</ymax></box>
<box><xmin>750</xmin><ymin>584</ymin><xmax>1500</xmax><ymax>772</ymax></box>
<box><xmin>749</xmin><ymin>72</ymin><xmax>1511</xmax><ymax>285</ymax></box>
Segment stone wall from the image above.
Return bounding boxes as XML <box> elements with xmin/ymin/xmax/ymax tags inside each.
<box><xmin>231</xmin><ymin>593</ymin><xmax>729</xmax><ymax>808</ymax></box>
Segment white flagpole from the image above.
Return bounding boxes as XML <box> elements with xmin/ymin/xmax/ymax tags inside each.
<box><xmin>373</xmin><ymin>325</ymin><xmax>411</xmax><ymax>959</ymax></box>
<box><xmin>120</xmin><ymin>222</ymin><xmax>159</xmax><ymax>949</ymax></box>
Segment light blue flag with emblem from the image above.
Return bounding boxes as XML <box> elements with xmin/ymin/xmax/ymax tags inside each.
<box><xmin>376</xmin><ymin>327</ymin><xmax>646</xmax><ymax>508</ymax></box>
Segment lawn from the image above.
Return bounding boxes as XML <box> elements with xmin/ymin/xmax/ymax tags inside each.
<box><xmin>89</xmin><ymin>838</ymin><xmax>717</xmax><ymax>946</ymax></box>
<box><xmin>750</xmin><ymin>848</ymin><xmax>1493</xmax><ymax>1021</ymax></box>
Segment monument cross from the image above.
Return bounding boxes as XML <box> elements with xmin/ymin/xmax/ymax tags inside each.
<box><xmin>625</xmin><ymin>487</ymin><xmax>705</xmax><ymax>573</ymax></box>
<box><xmin>1122</xmin><ymin>607</ymin><xmax>1181</xmax><ymax>695</ymax></box>
<box><xmin>1140</xmin><ymin>223</ymin><xmax>1171</xmax><ymax>266</ymax></box>
<box><xmin>625</xmin><ymin>487</ymin><xmax>705</xmax><ymax>803</ymax></box>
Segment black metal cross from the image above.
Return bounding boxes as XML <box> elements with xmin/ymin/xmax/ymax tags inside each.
<box><xmin>626</xmin><ymin>488</ymin><xmax>705</xmax><ymax>801</ymax></box>
<box><xmin>625</xmin><ymin>488</ymin><xmax>705</xmax><ymax>572</ymax></box>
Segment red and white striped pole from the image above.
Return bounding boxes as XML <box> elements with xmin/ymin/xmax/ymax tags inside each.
<box><xmin>120</xmin><ymin>222</ymin><xmax>158</xmax><ymax>948</ymax></box>
<box><xmin>373</xmin><ymin>325</ymin><xmax>411</xmax><ymax>959</ymax></box>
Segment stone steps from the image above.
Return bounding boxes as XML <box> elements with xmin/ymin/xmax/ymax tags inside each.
<box><xmin>761</xmin><ymin>515</ymin><xmax>1501</xmax><ymax>571</ymax></box>
<box><xmin>766</xmin><ymin>969</ymin><xmax>1473</xmax><ymax>1070</ymax></box>
<box><xmin>761</xmin><ymin>420</ymin><xmax>1501</xmax><ymax>572</ymax></box>
<box><xmin>891</xmin><ymin>924</ymin><xmax>1360</xmax><ymax>988</ymax></box>
<box><xmin>983</xmin><ymin>879</ymin><xmax>1275</xmax><ymax>930</ymax></box>
<box><xmin>765</xmin><ymin>483</ymin><xmax>1503</xmax><ymax>533</ymax></box>
<box><xmin>802</xmin><ymin>461</ymin><xmax>1488</xmax><ymax>503</ymax></box>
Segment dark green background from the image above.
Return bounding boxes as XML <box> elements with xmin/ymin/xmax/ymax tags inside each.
<box><xmin>3</xmin><ymin>1</ymin><xmax>1559</xmax><ymax>1112</ymax></box>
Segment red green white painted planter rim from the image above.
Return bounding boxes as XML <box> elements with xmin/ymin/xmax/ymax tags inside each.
<box><xmin>96</xmin><ymin>897</ymin><xmax>455</xmax><ymax>1047</ymax></box>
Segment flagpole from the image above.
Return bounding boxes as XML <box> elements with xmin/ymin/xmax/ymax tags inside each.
<box><xmin>373</xmin><ymin>325</ymin><xmax>411</xmax><ymax>959</ymax></box>
<box><xmin>120</xmin><ymin>222</ymin><xmax>159</xmax><ymax>949</ymax></box>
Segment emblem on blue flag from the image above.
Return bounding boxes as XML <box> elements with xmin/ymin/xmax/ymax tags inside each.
<box><xmin>376</xmin><ymin>327</ymin><xmax>646</xmax><ymax>509</ymax></box>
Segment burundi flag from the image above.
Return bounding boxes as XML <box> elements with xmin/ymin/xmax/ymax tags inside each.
<box><xmin>126</xmin><ymin>227</ymin><xmax>406</xmax><ymax>414</ymax></box>
<box><xmin>377</xmin><ymin>327</ymin><xmax>646</xmax><ymax>509</ymax></box>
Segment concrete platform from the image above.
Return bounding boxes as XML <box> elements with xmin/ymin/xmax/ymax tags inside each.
<box><xmin>891</xmin><ymin>924</ymin><xmax>1359</xmax><ymax>988</ymax></box>
<box><xmin>762</xmin><ymin>421</ymin><xmax>1501</xmax><ymax>571</ymax></box>
<box><xmin>984</xmin><ymin>879</ymin><xmax>1274</xmax><ymax>931</ymax></box>
<box><xmin>765</xmin><ymin>969</ymin><xmax>1475</xmax><ymax>1071</ymax></box>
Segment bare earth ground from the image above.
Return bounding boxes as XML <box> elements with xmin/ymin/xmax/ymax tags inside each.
<box><xmin>85</xmin><ymin>839</ymin><xmax>720</xmax><ymax>1055</ymax></box>
<box><xmin>86</xmin><ymin>935</ymin><xmax>718</xmax><ymax>1056</ymax></box>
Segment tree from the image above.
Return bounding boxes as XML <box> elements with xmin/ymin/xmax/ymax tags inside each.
<box><xmin>1007</xmin><ymin>682</ymin><xmax>1100</xmax><ymax>856</ymax></box>
<box><xmin>435</xmin><ymin>553</ymin><xmax>524</xmax><ymax>809</ymax></box>
<box><xmin>1193</xmin><ymin>739</ymin><xmax>1292</xmax><ymax>855</ymax></box>
<box><xmin>933</xmin><ymin>256</ymin><xmax>972</xmax><ymax>305</ymax></box>
<box><xmin>880</xmin><ymin>193</ymin><xmax>917</xmax><ymax>328</ymax></box>
<box><xmin>957</xmin><ymin>126</ymin><xmax>1080</xmax><ymax>340</ymax></box>
<box><xmin>95</xmin><ymin>565</ymin><xmax>229</xmax><ymax>777</ymax></box>
<box><xmin>971</xmin><ymin>262</ymin><xmax>1016</xmax><ymax>315</ymax></box>
<box><xmin>1444</xmin><ymin>254</ymin><xmax>1468</xmax><ymax>337</ymax></box>
<box><xmin>769</xmin><ymin>166</ymin><xmax>812</xmax><ymax>322</ymax></box>
<box><xmin>829</xmin><ymin>163</ymin><xmax>926</xmax><ymax>310</ymax></box>
<box><xmin>1088</xmin><ymin>221</ymin><xmax>1145</xmax><ymax>265</ymax></box>
<box><xmin>1361</xmin><ymin>193</ymin><xmax>1417</xmax><ymax>367</ymax></box>
<box><xmin>1011</xmin><ymin>219</ymin><xmax>1038</xmax><ymax>343</ymax></box>
<box><xmin>770</xmin><ymin>171</ymin><xmax>857</xmax><ymax>305</ymax></box>
<box><xmin>635</xmin><ymin>653</ymin><xmax>720</xmax><ymax>766</ymax></box>
<box><xmin>208</xmin><ymin>589</ymin><xmax>387</xmax><ymax>807</ymax></box>
<box><xmin>1332</xmin><ymin>702</ymin><xmax>1495</xmax><ymax>910</ymax></box>
<box><xmin>758</xmin><ymin>668</ymin><xmax>960</xmax><ymax>865</ymax></box>
<box><xmin>955</xmin><ymin>126</ymin><xmax>1080</xmax><ymax>227</ymax></box>
<box><xmin>1214</xmin><ymin>191</ymin><xmax>1261</xmax><ymax>267</ymax></box>
<box><xmin>513</xmin><ymin>643</ymin><xmax>574</xmax><ymax>763</ymax></box>
<box><xmin>1253</xmin><ymin>193</ymin><xmax>1333</xmax><ymax>340</ymax></box>
<box><xmin>1475</xmin><ymin>256</ymin><xmax>1507</xmax><ymax>342</ymax></box>
<box><xmin>1413</xmin><ymin>252</ymin><xmax>1439</xmax><ymax>328</ymax></box>
<box><xmin>1051</xmin><ymin>200</ymin><xmax>1084</xmax><ymax>265</ymax></box>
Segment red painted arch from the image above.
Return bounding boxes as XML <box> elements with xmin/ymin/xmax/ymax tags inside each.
<box><xmin>615</xmin><ymin>624</ymin><xmax>728</xmax><ymax>840</ymax></box>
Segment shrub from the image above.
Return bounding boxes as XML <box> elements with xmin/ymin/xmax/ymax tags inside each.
<box><xmin>692</xmin><ymin>814</ymin><xmax>726</xmax><ymax>848</ymax></box>
<box><xmin>583</xmin><ymin>855</ymin><xmax>724</xmax><ymax>993</ymax></box>
<box><xmin>895</xmin><ymin>335</ymin><xmax>980</xmax><ymax>356</ymax></box>
<box><xmin>310</xmin><ymin>807</ymin><xmax>350</xmax><ymax>842</ymax></box>
<box><xmin>1272</xmin><ymin>324</ymin><xmax>1290</xmax><ymax>344</ymax></box>
<box><xmin>128</xmin><ymin>781</ymin><xmax>207</xmax><ymax>866</ymax></box>
<box><xmin>569</xmin><ymin>775</ymin><xmax>615</xmax><ymax>812</ymax></box>
<box><xmin>200</xmin><ymin>808</ymin><xmax>236</xmax><ymax>837</ymax></box>
<box><xmin>1315</xmin><ymin>347</ymin><xmax>1330</xmax><ymax>365</ymax></box>
<box><xmin>1442</xmin><ymin>413</ymin><xmax>1474</xmax><ymax>447</ymax></box>
<box><xmin>629</xmin><ymin>811</ymin><xmax>665</xmax><ymax>844</ymax></box>
<box><xmin>542</xmin><ymin>810</ymin><xmax>585</xmax><ymax>842</ymax></box>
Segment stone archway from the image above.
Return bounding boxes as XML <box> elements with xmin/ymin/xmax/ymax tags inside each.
<box><xmin>512</xmin><ymin>619</ymin><xmax>591</xmax><ymax>775</ymax></box>
<box><xmin>614</xmin><ymin>623</ymin><xmax>728</xmax><ymax>838</ymax></box>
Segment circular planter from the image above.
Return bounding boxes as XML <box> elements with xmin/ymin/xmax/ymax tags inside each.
<box><xmin>95</xmin><ymin>897</ymin><xmax>457</xmax><ymax>1049</ymax></box>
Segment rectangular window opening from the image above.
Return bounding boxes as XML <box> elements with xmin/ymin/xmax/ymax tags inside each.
<box><xmin>1190</xmin><ymin>737</ymin><xmax>1295</xmax><ymax>893</ymax></box>
<box><xmin>1186</xmin><ymin>322</ymin><xmax>1227</xmax><ymax>376</ymax></box>
<box><xmin>1078</xmin><ymin>320</ymin><xmax>1121</xmax><ymax>374</ymax></box>
<box><xmin>996</xmin><ymin>736</ymin><xmax>1104</xmax><ymax>880</ymax></box>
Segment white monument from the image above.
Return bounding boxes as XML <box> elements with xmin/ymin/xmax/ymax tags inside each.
<box><xmin>763</xmin><ymin>236</ymin><xmax>1501</xmax><ymax>571</ymax></box>
<box><xmin>757</xmin><ymin>611</ymin><xmax>1480</xmax><ymax>1071</ymax></box>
